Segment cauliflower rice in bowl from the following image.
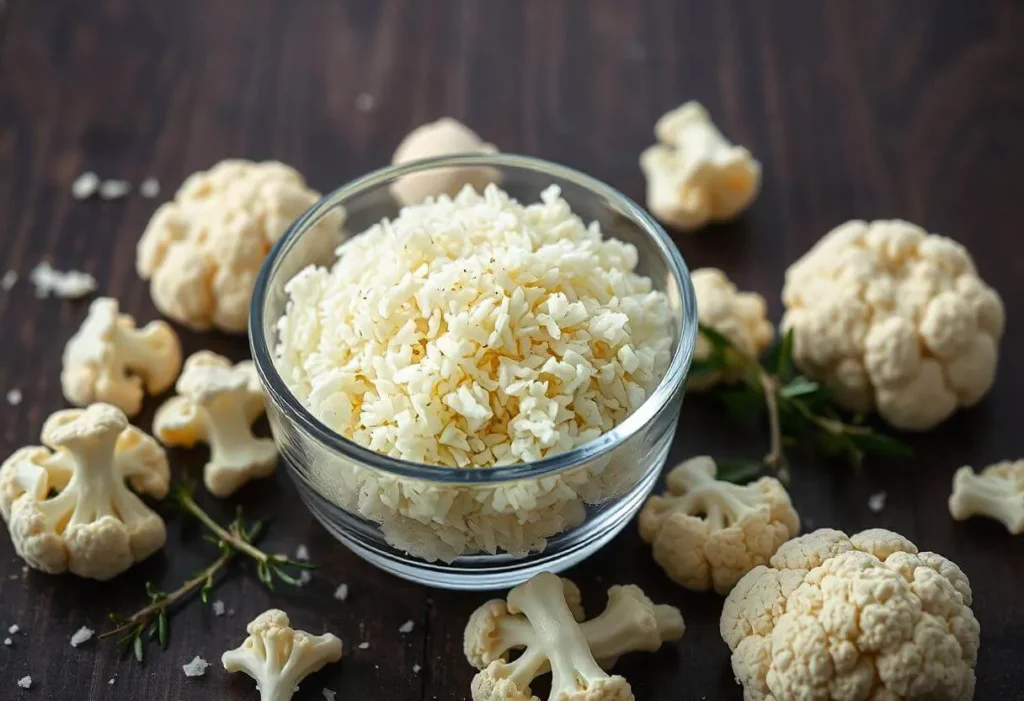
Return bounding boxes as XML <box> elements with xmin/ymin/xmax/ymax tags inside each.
<box><xmin>250</xmin><ymin>154</ymin><xmax>696</xmax><ymax>589</ymax></box>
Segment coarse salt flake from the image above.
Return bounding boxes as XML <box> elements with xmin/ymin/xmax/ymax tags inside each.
<box><xmin>71</xmin><ymin>172</ymin><xmax>100</xmax><ymax>200</ymax></box>
<box><xmin>1</xmin><ymin>271</ymin><xmax>17</xmax><ymax>291</ymax></box>
<box><xmin>182</xmin><ymin>655</ymin><xmax>211</xmax><ymax>677</ymax></box>
<box><xmin>357</xmin><ymin>642</ymin><xmax>369</xmax><ymax>650</ymax></box>
<box><xmin>30</xmin><ymin>262</ymin><xmax>96</xmax><ymax>299</ymax></box>
<box><xmin>139</xmin><ymin>177</ymin><xmax>161</xmax><ymax>199</ymax></box>
<box><xmin>398</xmin><ymin>620</ymin><xmax>415</xmax><ymax>634</ymax></box>
<box><xmin>868</xmin><ymin>491</ymin><xmax>887</xmax><ymax>513</ymax></box>
<box><xmin>8</xmin><ymin>624</ymin><xmax>19</xmax><ymax>635</ymax></box>
<box><xmin>17</xmin><ymin>675</ymin><xmax>31</xmax><ymax>689</ymax></box>
<box><xmin>6</xmin><ymin>390</ymin><xmax>21</xmax><ymax>406</ymax></box>
<box><xmin>98</xmin><ymin>179</ymin><xmax>131</xmax><ymax>200</ymax></box>
<box><xmin>323</xmin><ymin>689</ymin><xmax>337</xmax><ymax>701</ymax></box>
<box><xmin>212</xmin><ymin>600</ymin><xmax>226</xmax><ymax>616</ymax></box>
<box><xmin>70</xmin><ymin>626</ymin><xmax>94</xmax><ymax>647</ymax></box>
<box><xmin>295</xmin><ymin>544</ymin><xmax>310</xmax><ymax>561</ymax></box>
<box><xmin>413</xmin><ymin>664</ymin><xmax>422</xmax><ymax>673</ymax></box>
<box><xmin>333</xmin><ymin>583</ymin><xmax>349</xmax><ymax>602</ymax></box>
<box><xmin>3</xmin><ymin>638</ymin><xmax>11</xmax><ymax>646</ymax></box>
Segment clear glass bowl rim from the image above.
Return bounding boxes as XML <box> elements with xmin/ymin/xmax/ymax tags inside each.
<box><xmin>249</xmin><ymin>152</ymin><xmax>698</xmax><ymax>485</ymax></box>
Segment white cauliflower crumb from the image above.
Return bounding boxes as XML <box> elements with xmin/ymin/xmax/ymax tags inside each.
<box><xmin>98</xmin><ymin>179</ymin><xmax>131</xmax><ymax>200</ymax></box>
<box><xmin>30</xmin><ymin>262</ymin><xmax>97</xmax><ymax>299</ymax></box>
<box><xmin>296</xmin><ymin>569</ymin><xmax>312</xmax><ymax>586</ymax></box>
<box><xmin>323</xmin><ymin>689</ymin><xmax>337</xmax><ymax>701</ymax></box>
<box><xmin>108</xmin><ymin>678</ymin><xmax>115</xmax><ymax>685</ymax></box>
<box><xmin>295</xmin><ymin>544</ymin><xmax>310</xmax><ymax>561</ymax></box>
<box><xmin>8</xmin><ymin>624</ymin><xmax>19</xmax><ymax>634</ymax></box>
<box><xmin>70</xmin><ymin>626</ymin><xmax>94</xmax><ymax>647</ymax></box>
<box><xmin>6</xmin><ymin>389</ymin><xmax>21</xmax><ymax>406</ymax></box>
<box><xmin>333</xmin><ymin>584</ymin><xmax>349</xmax><ymax>601</ymax></box>
<box><xmin>71</xmin><ymin>172</ymin><xmax>100</xmax><ymax>200</ymax></box>
<box><xmin>2</xmin><ymin>271</ymin><xmax>17</xmax><ymax>291</ymax></box>
<box><xmin>3</xmin><ymin>638</ymin><xmax>11</xmax><ymax>646</ymax></box>
<box><xmin>355</xmin><ymin>92</ymin><xmax>375</xmax><ymax>112</ymax></box>
<box><xmin>868</xmin><ymin>491</ymin><xmax>887</xmax><ymax>513</ymax></box>
<box><xmin>398</xmin><ymin>620</ymin><xmax>415</xmax><ymax>634</ymax></box>
<box><xmin>357</xmin><ymin>642</ymin><xmax>369</xmax><ymax>650</ymax></box>
<box><xmin>413</xmin><ymin>664</ymin><xmax>421</xmax><ymax>674</ymax></box>
<box><xmin>212</xmin><ymin>600</ymin><xmax>226</xmax><ymax>616</ymax></box>
<box><xmin>182</xmin><ymin>655</ymin><xmax>211</xmax><ymax>677</ymax></box>
<box><xmin>139</xmin><ymin>177</ymin><xmax>161</xmax><ymax>199</ymax></box>
<box><xmin>17</xmin><ymin>675</ymin><xmax>31</xmax><ymax>689</ymax></box>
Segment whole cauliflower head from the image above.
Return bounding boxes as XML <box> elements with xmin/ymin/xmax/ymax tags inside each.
<box><xmin>689</xmin><ymin>268</ymin><xmax>774</xmax><ymax>391</ymax></box>
<box><xmin>137</xmin><ymin>159</ymin><xmax>341</xmax><ymax>333</ymax></box>
<box><xmin>0</xmin><ymin>403</ymin><xmax>169</xmax><ymax>580</ymax></box>
<box><xmin>721</xmin><ymin>528</ymin><xmax>980</xmax><ymax>701</ymax></box>
<box><xmin>639</xmin><ymin>456</ymin><xmax>799</xmax><ymax>594</ymax></box>
<box><xmin>782</xmin><ymin>220</ymin><xmax>1005</xmax><ymax>430</ymax></box>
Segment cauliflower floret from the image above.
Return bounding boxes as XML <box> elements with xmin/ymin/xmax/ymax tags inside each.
<box><xmin>640</xmin><ymin>101</ymin><xmax>761</xmax><ymax>231</ymax></box>
<box><xmin>154</xmin><ymin>351</ymin><xmax>276</xmax><ymax>498</ymax></box>
<box><xmin>0</xmin><ymin>404</ymin><xmax>169</xmax><ymax>580</ymax></box>
<box><xmin>390</xmin><ymin>118</ymin><xmax>498</xmax><ymax>205</ymax></box>
<box><xmin>61</xmin><ymin>297</ymin><xmax>182</xmax><ymax>417</ymax></box>
<box><xmin>222</xmin><ymin>609</ymin><xmax>342</xmax><ymax>701</ymax></box>
<box><xmin>782</xmin><ymin>219</ymin><xmax>1004</xmax><ymax>430</ymax></box>
<box><xmin>464</xmin><ymin>573</ymin><xmax>665</xmax><ymax>701</ymax></box>
<box><xmin>948</xmin><ymin>459</ymin><xmax>1024</xmax><ymax>535</ymax></box>
<box><xmin>639</xmin><ymin>456</ymin><xmax>799</xmax><ymax>594</ymax></box>
<box><xmin>137</xmin><ymin>159</ymin><xmax>341</xmax><ymax>333</ymax></box>
<box><xmin>720</xmin><ymin>527</ymin><xmax>980</xmax><ymax>701</ymax></box>
<box><xmin>689</xmin><ymin>268</ymin><xmax>774</xmax><ymax>390</ymax></box>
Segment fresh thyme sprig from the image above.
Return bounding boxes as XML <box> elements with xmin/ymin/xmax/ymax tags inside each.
<box><xmin>102</xmin><ymin>484</ymin><xmax>318</xmax><ymax>662</ymax></box>
<box><xmin>692</xmin><ymin>323</ymin><xmax>911</xmax><ymax>482</ymax></box>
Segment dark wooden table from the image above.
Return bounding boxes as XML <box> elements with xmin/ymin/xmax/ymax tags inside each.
<box><xmin>1</xmin><ymin>1</ymin><xmax>1022</xmax><ymax>699</ymax></box>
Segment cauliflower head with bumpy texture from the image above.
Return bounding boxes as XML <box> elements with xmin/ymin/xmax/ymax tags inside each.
<box><xmin>639</xmin><ymin>456</ymin><xmax>799</xmax><ymax>594</ymax></box>
<box><xmin>61</xmin><ymin>297</ymin><xmax>182</xmax><ymax>417</ymax></box>
<box><xmin>464</xmin><ymin>572</ymin><xmax>648</xmax><ymax>701</ymax></box>
<box><xmin>154</xmin><ymin>351</ymin><xmax>276</xmax><ymax>498</ymax></box>
<box><xmin>0</xmin><ymin>404</ymin><xmax>169</xmax><ymax>580</ymax></box>
<box><xmin>721</xmin><ymin>527</ymin><xmax>980</xmax><ymax>701</ymax></box>
<box><xmin>640</xmin><ymin>101</ymin><xmax>761</xmax><ymax>231</ymax></box>
<box><xmin>137</xmin><ymin>159</ymin><xmax>341</xmax><ymax>333</ymax></box>
<box><xmin>390</xmin><ymin>118</ymin><xmax>498</xmax><ymax>205</ymax></box>
<box><xmin>222</xmin><ymin>609</ymin><xmax>342</xmax><ymax>701</ymax></box>
<box><xmin>782</xmin><ymin>219</ymin><xmax>1004</xmax><ymax>431</ymax></box>
<box><xmin>949</xmin><ymin>459</ymin><xmax>1024</xmax><ymax>535</ymax></box>
<box><xmin>689</xmin><ymin>268</ymin><xmax>774</xmax><ymax>391</ymax></box>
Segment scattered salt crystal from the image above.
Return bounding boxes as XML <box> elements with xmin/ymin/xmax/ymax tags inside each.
<box><xmin>182</xmin><ymin>655</ymin><xmax>211</xmax><ymax>677</ymax></box>
<box><xmin>6</xmin><ymin>390</ymin><xmax>21</xmax><ymax>406</ymax></box>
<box><xmin>868</xmin><ymin>492</ymin><xmax>887</xmax><ymax>514</ymax></box>
<box><xmin>296</xmin><ymin>569</ymin><xmax>312</xmax><ymax>586</ymax></box>
<box><xmin>355</xmin><ymin>92</ymin><xmax>375</xmax><ymax>112</ymax></box>
<box><xmin>357</xmin><ymin>642</ymin><xmax>369</xmax><ymax>650</ymax></box>
<box><xmin>139</xmin><ymin>178</ymin><xmax>161</xmax><ymax>199</ymax></box>
<box><xmin>2</xmin><ymin>271</ymin><xmax>17</xmax><ymax>291</ymax></box>
<box><xmin>333</xmin><ymin>583</ymin><xmax>349</xmax><ymax>602</ymax></box>
<box><xmin>212</xmin><ymin>600</ymin><xmax>226</xmax><ymax>616</ymax></box>
<box><xmin>70</xmin><ymin>626</ymin><xmax>94</xmax><ymax>647</ymax></box>
<box><xmin>8</xmin><ymin>624</ymin><xmax>19</xmax><ymax>634</ymax></box>
<box><xmin>295</xmin><ymin>544</ymin><xmax>310</xmax><ymax>561</ymax></box>
<box><xmin>108</xmin><ymin>678</ymin><xmax>116</xmax><ymax>685</ymax></box>
<box><xmin>17</xmin><ymin>675</ymin><xmax>31</xmax><ymax>689</ymax></box>
<box><xmin>322</xmin><ymin>689</ymin><xmax>337</xmax><ymax>701</ymax></box>
<box><xmin>398</xmin><ymin>620</ymin><xmax>415</xmax><ymax>634</ymax></box>
<box><xmin>98</xmin><ymin>179</ymin><xmax>131</xmax><ymax>200</ymax></box>
<box><xmin>71</xmin><ymin>172</ymin><xmax>100</xmax><ymax>200</ymax></box>
<box><xmin>413</xmin><ymin>664</ymin><xmax>422</xmax><ymax>674</ymax></box>
<box><xmin>30</xmin><ymin>262</ymin><xmax>96</xmax><ymax>299</ymax></box>
<box><xmin>3</xmin><ymin>638</ymin><xmax>11</xmax><ymax>646</ymax></box>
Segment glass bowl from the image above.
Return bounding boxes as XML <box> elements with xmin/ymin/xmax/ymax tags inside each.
<box><xmin>249</xmin><ymin>153</ymin><xmax>697</xmax><ymax>590</ymax></box>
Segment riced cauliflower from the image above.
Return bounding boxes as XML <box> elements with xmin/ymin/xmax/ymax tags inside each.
<box><xmin>0</xmin><ymin>404</ymin><xmax>169</xmax><ymax>580</ymax></box>
<box><xmin>720</xmin><ymin>528</ymin><xmax>980</xmax><ymax>700</ymax></box>
<box><xmin>949</xmin><ymin>459</ymin><xmax>1024</xmax><ymax>535</ymax></box>
<box><xmin>782</xmin><ymin>219</ymin><xmax>1004</xmax><ymax>430</ymax></box>
<box><xmin>137</xmin><ymin>159</ymin><xmax>341</xmax><ymax>333</ymax></box>
<box><xmin>639</xmin><ymin>456</ymin><xmax>799</xmax><ymax>594</ymax></box>
<box><xmin>689</xmin><ymin>268</ymin><xmax>773</xmax><ymax>390</ymax></box>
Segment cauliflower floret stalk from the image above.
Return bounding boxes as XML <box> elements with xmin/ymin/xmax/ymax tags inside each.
<box><xmin>720</xmin><ymin>528</ymin><xmax>980</xmax><ymax>701</ymax></box>
<box><xmin>639</xmin><ymin>456</ymin><xmax>799</xmax><ymax>594</ymax></box>
<box><xmin>692</xmin><ymin>323</ymin><xmax>910</xmax><ymax>478</ymax></box>
<box><xmin>464</xmin><ymin>572</ymin><xmax>651</xmax><ymax>701</ymax></box>
<box><xmin>222</xmin><ymin>609</ymin><xmax>342</xmax><ymax>701</ymax></box>
<box><xmin>949</xmin><ymin>460</ymin><xmax>1024</xmax><ymax>534</ymax></box>
<box><xmin>154</xmin><ymin>351</ymin><xmax>277</xmax><ymax>497</ymax></box>
<box><xmin>61</xmin><ymin>297</ymin><xmax>182</xmax><ymax>417</ymax></box>
<box><xmin>0</xmin><ymin>403</ymin><xmax>169</xmax><ymax>580</ymax></box>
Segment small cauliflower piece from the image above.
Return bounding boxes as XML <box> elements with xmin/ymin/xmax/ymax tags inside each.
<box><xmin>463</xmin><ymin>572</ymin><xmax>667</xmax><ymax>701</ymax></box>
<box><xmin>639</xmin><ymin>456</ymin><xmax>799</xmax><ymax>594</ymax></box>
<box><xmin>782</xmin><ymin>219</ymin><xmax>1005</xmax><ymax>430</ymax></box>
<box><xmin>720</xmin><ymin>527</ymin><xmax>980</xmax><ymax>701</ymax></box>
<box><xmin>222</xmin><ymin>609</ymin><xmax>342</xmax><ymax>701</ymax></box>
<box><xmin>137</xmin><ymin>159</ymin><xmax>339</xmax><ymax>333</ymax></box>
<box><xmin>390</xmin><ymin>118</ymin><xmax>498</xmax><ymax>205</ymax></box>
<box><xmin>949</xmin><ymin>460</ymin><xmax>1024</xmax><ymax>534</ymax></box>
<box><xmin>689</xmin><ymin>268</ymin><xmax>774</xmax><ymax>391</ymax></box>
<box><xmin>0</xmin><ymin>404</ymin><xmax>169</xmax><ymax>580</ymax></box>
<box><xmin>154</xmin><ymin>351</ymin><xmax>276</xmax><ymax>498</ymax></box>
<box><xmin>640</xmin><ymin>101</ymin><xmax>761</xmax><ymax>231</ymax></box>
<box><xmin>61</xmin><ymin>297</ymin><xmax>182</xmax><ymax>417</ymax></box>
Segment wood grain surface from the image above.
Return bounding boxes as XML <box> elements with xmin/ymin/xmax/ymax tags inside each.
<box><xmin>1</xmin><ymin>1</ymin><xmax>1023</xmax><ymax>699</ymax></box>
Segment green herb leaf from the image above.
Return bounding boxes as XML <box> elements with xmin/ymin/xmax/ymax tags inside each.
<box><xmin>715</xmin><ymin>459</ymin><xmax>765</xmax><ymax>484</ymax></box>
<box><xmin>847</xmin><ymin>430</ymin><xmax>913</xmax><ymax>458</ymax></box>
<box><xmin>158</xmin><ymin>611</ymin><xmax>168</xmax><ymax>649</ymax></box>
<box><xmin>778</xmin><ymin>376</ymin><xmax>820</xmax><ymax>399</ymax></box>
<box><xmin>133</xmin><ymin>635</ymin><xmax>144</xmax><ymax>663</ymax></box>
